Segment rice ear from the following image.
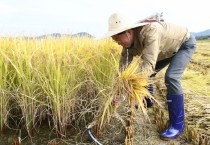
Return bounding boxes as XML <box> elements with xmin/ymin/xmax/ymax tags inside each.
<box><xmin>94</xmin><ymin>58</ymin><xmax>159</xmax><ymax>133</ymax></box>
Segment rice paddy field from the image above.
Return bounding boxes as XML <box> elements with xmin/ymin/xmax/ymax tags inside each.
<box><xmin>0</xmin><ymin>37</ymin><xmax>209</xmax><ymax>145</ymax></box>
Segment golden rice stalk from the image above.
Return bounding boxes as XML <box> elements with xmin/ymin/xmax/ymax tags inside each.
<box><xmin>94</xmin><ymin>58</ymin><xmax>156</xmax><ymax>137</ymax></box>
<box><xmin>94</xmin><ymin>93</ymin><xmax>118</xmax><ymax>137</ymax></box>
<box><xmin>119</xmin><ymin>58</ymin><xmax>153</xmax><ymax>145</ymax></box>
<box><xmin>117</xmin><ymin>58</ymin><xmax>156</xmax><ymax>118</ymax></box>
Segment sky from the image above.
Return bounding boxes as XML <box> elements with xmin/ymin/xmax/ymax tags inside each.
<box><xmin>0</xmin><ymin>0</ymin><xmax>209</xmax><ymax>37</ymax></box>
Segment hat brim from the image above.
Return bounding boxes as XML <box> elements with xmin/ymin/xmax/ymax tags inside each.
<box><xmin>95</xmin><ymin>22</ymin><xmax>148</xmax><ymax>40</ymax></box>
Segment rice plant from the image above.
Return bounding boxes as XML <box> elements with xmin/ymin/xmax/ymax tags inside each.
<box><xmin>0</xmin><ymin>37</ymin><xmax>45</xmax><ymax>137</ymax></box>
<box><xmin>0</xmin><ymin>39</ymin><xmax>11</xmax><ymax>134</ymax></box>
<box><xmin>35</xmin><ymin>37</ymin><xmax>86</xmax><ymax>138</ymax></box>
<box><xmin>73</xmin><ymin>38</ymin><xmax>121</xmax><ymax>125</ymax></box>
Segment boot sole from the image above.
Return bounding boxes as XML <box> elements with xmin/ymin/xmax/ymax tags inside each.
<box><xmin>160</xmin><ymin>137</ymin><xmax>177</xmax><ymax>141</ymax></box>
<box><xmin>160</xmin><ymin>132</ymin><xmax>183</xmax><ymax>141</ymax></box>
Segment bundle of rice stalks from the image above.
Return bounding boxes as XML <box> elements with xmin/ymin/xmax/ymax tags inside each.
<box><xmin>91</xmin><ymin>58</ymin><xmax>157</xmax><ymax>145</ymax></box>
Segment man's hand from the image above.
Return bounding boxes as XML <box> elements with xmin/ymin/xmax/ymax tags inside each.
<box><xmin>111</xmin><ymin>95</ymin><xmax>126</xmax><ymax>105</ymax></box>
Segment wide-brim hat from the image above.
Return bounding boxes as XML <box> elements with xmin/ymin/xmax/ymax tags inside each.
<box><xmin>96</xmin><ymin>13</ymin><xmax>148</xmax><ymax>40</ymax></box>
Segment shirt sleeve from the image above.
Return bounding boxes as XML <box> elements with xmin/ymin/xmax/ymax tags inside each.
<box><xmin>139</xmin><ymin>24</ymin><xmax>162</xmax><ymax>73</ymax></box>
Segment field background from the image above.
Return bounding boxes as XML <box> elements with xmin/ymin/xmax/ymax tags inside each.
<box><xmin>0</xmin><ymin>37</ymin><xmax>209</xmax><ymax>145</ymax></box>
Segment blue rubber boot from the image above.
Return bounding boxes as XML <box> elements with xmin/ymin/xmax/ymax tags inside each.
<box><xmin>145</xmin><ymin>84</ymin><xmax>154</xmax><ymax>107</ymax></box>
<box><xmin>160</xmin><ymin>94</ymin><xmax>185</xmax><ymax>140</ymax></box>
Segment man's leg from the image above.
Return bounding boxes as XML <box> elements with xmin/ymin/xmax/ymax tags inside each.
<box><xmin>160</xmin><ymin>34</ymin><xmax>196</xmax><ymax>140</ymax></box>
<box><xmin>146</xmin><ymin>57</ymin><xmax>173</xmax><ymax>107</ymax></box>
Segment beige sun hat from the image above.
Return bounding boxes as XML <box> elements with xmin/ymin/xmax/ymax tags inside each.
<box><xmin>96</xmin><ymin>13</ymin><xmax>149</xmax><ymax>40</ymax></box>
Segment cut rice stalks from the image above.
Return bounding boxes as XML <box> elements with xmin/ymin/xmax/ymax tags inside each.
<box><xmin>89</xmin><ymin>58</ymin><xmax>157</xmax><ymax>145</ymax></box>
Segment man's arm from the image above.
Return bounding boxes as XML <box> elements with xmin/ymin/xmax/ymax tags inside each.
<box><xmin>139</xmin><ymin>23</ymin><xmax>162</xmax><ymax>74</ymax></box>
